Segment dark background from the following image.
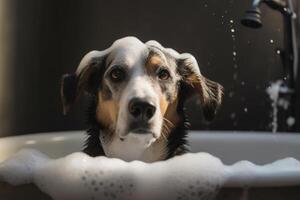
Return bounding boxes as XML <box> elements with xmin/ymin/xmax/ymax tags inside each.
<box><xmin>0</xmin><ymin>0</ymin><xmax>299</xmax><ymax>137</ymax></box>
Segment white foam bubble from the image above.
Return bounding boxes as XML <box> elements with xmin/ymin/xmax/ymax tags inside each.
<box><xmin>0</xmin><ymin>149</ymin><xmax>48</xmax><ymax>185</ymax></box>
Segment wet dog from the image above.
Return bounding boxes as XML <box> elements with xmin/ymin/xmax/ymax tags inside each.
<box><xmin>61</xmin><ymin>37</ymin><xmax>223</xmax><ymax>162</ymax></box>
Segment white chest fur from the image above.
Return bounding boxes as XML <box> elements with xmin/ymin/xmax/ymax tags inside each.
<box><xmin>100</xmin><ymin>133</ymin><xmax>167</xmax><ymax>163</ymax></box>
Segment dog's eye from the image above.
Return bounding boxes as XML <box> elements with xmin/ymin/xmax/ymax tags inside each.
<box><xmin>157</xmin><ymin>68</ymin><xmax>170</xmax><ymax>80</ymax></box>
<box><xmin>109</xmin><ymin>68</ymin><xmax>125</xmax><ymax>82</ymax></box>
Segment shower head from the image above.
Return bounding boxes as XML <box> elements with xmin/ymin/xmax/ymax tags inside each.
<box><xmin>241</xmin><ymin>7</ymin><xmax>262</xmax><ymax>28</ymax></box>
<box><xmin>241</xmin><ymin>0</ymin><xmax>288</xmax><ymax>29</ymax></box>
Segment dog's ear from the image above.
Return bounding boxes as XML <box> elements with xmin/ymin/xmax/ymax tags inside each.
<box><xmin>61</xmin><ymin>50</ymin><xmax>108</xmax><ymax>115</ymax></box>
<box><xmin>177</xmin><ymin>53</ymin><xmax>224</xmax><ymax>121</ymax></box>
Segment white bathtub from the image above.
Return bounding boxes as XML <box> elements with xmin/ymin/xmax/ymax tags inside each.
<box><xmin>0</xmin><ymin>131</ymin><xmax>300</xmax><ymax>200</ymax></box>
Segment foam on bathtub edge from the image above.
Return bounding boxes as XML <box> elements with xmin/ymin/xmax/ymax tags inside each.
<box><xmin>224</xmin><ymin>157</ymin><xmax>300</xmax><ymax>187</ymax></box>
<box><xmin>0</xmin><ymin>149</ymin><xmax>48</xmax><ymax>185</ymax></box>
<box><xmin>2</xmin><ymin>148</ymin><xmax>300</xmax><ymax>199</ymax></box>
<box><xmin>0</xmin><ymin>149</ymin><xmax>225</xmax><ymax>200</ymax></box>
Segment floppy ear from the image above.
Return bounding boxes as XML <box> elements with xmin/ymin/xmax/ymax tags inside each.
<box><xmin>61</xmin><ymin>50</ymin><xmax>108</xmax><ymax>115</ymax></box>
<box><xmin>177</xmin><ymin>53</ymin><xmax>224</xmax><ymax>121</ymax></box>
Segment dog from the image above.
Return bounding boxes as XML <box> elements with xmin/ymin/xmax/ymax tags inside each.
<box><xmin>61</xmin><ymin>37</ymin><xmax>223</xmax><ymax>162</ymax></box>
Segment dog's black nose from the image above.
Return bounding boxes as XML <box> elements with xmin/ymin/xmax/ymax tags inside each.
<box><xmin>128</xmin><ymin>98</ymin><xmax>156</xmax><ymax>121</ymax></box>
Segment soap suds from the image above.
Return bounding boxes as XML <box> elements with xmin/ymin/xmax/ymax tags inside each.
<box><xmin>266</xmin><ymin>80</ymin><xmax>282</xmax><ymax>132</ymax></box>
<box><xmin>0</xmin><ymin>149</ymin><xmax>225</xmax><ymax>200</ymax></box>
<box><xmin>1</xmin><ymin>149</ymin><xmax>300</xmax><ymax>199</ymax></box>
<box><xmin>224</xmin><ymin>157</ymin><xmax>300</xmax><ymax>187</ymax></box>
<box><xmin>266</xmin><ymin>80</ymin><xmax>295</xmax><ymax>132</ymax></box>
<box><xmin>0</xmin><ymin>149</ymin><xmax>48</xmax><ymax>185</ymax></box>
<box><xmin>266</xmin><ymin>80</ymin><xmax>294</xmax><ymax>132</ymax></box>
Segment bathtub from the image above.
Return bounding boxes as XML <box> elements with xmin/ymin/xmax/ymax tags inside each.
<box><xmin>0</xmin><ymin>130</ymin><xmax>300</xmax><ymax>200</ymax></box>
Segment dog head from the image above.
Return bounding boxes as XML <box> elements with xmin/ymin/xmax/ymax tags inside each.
<box><xmin>61</xmin><ymin>37</ymin><xmax>223</xmax><ymax>150</ymax></box>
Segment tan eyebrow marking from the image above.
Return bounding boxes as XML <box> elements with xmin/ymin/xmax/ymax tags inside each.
<box><xmin>145</xmin><ymin>52</ymin><xmax>165</xmax><ymax>73</ymax></box>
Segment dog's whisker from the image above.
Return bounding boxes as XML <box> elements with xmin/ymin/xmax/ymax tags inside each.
<box><xmin>163</xmin><ymin>118</ymin><xmax>175</xmax><ymax>128</ymax></box>
<box><xmin>162</xmin><ymin>123</ymin><xmax>171</xmax><ymax>133</ymax></box>
<box><xmin>161</xmin><ymin>127</ymin><xmax>168</xmax><ymax>142</ymax></box>
<box><xmin>161</xmin><ymin>132</ymin><xmax>168</xmax><ymax>142</ymax></box>
<box><xmin>161</xmin><ymin>122</ymin><xmax>172</xmax><ymax>141</ymax></box>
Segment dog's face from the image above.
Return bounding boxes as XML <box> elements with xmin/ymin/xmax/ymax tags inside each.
<box><xmin>61</xmin><ymin>37</ymin><xmax>223</xmax><ymax>151</ymax></box>
<box><xmin>97</xmin><ymin>39</ymin><xmax>181</xmax><ymax>144</ymax></box>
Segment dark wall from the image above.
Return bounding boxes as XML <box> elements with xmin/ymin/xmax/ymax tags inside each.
<box><xmin>3</xmin><ymin>0</ymin><xmax>299</xmax><ymax>136</ymax></box>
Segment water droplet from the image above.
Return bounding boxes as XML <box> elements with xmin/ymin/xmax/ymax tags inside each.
<box><xmin>276</xmin><ymin>50</ymin><xmax>281</xmax><ymax>54</ymax></box>
<box><xmin>278</xmin><ymin>98</ymin><xmax>289</xmax><ymax>110</ymax></box>
<box><xmin>241</xmin><ymin>81</ymin><xmax>245</xmax><ymax>86</ymax></box>
<box><xmin>233</xmin><ymin>73</ymin><xmax>238</xmax><ymax>80</ymax></box>
<box><xmin>270</xmin><ymin>39</ymin><xmax>274</xmax><ymax>44</ymax></box>
<box><xmin>230</xmin><ymin>113</ymin><xmax>236</xmax><ymax>119</ymax></box>
<box><xmin>244</xmin><ymin>108</ymin><xmax>248</xmax><ymax>112</ymax></box>
<box><xmin>287</xmin><ymin>116</ymin><xmax>295</xmax><ymax>127</ymax></box>
<box><xmin>231</xmin><ymin>29</ymin><xmax>235</xmax><ymax>33</ymax></box>
<box><xmin>233</xmin><ymin>51</ymin><xmax>237</xmax><ymax>56</ymax></box>
<box><xmin>230</xmin><ymin>19</ymin><xmax>234</xmax><ymax>24</ymax></box>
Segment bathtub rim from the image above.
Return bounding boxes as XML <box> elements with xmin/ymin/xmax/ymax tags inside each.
<box><xmin>0</xmin><ymin>130</ymin><xmax>300</xmax><ymax>188</ymax></box>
